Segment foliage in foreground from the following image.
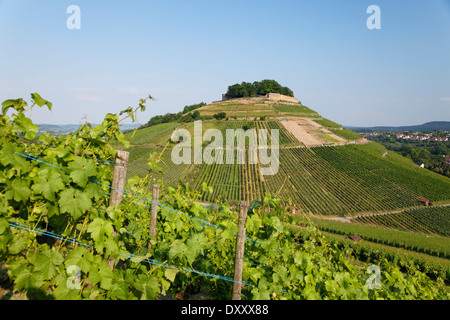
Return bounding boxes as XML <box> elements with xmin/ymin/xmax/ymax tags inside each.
<box><xmin>0</xmin><ymin>94</ymin><xmax>448</xmax><ymax>300</ymax></box>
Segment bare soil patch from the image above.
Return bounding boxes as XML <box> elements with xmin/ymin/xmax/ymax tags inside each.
<box><xmin>280</xmin><ymin>120</ymin><xmax>323</xmax><ymax>147</ymax></box>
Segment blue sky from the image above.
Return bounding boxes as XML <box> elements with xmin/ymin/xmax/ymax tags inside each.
<box><xmin>0</xmin><ymin>0</ymin><xmax>449</xmax><ymax>126</ymax></box>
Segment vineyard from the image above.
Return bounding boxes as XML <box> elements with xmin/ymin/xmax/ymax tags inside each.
<box><xmin>314</xmin><ymin>143</ymin><xmax>450</xmax><ymax>203</ymax></box>
<box><xmin>123</xmin><ymin>120</ymin><xmax>450</xmax><ymax>219</ymax></box>
<box><xmin>127</xmin><ymin>120</ymin><xmax>301</xmax><ymax>203</ymax></box>
<box><xmin>289</xmin><ymin>221</ymin><xmax>450</xmax><ymax>284</ymax></box>
<box><xmin>1</xmin><ymin>94</ymin><xmax>449</xmax><ymax>300</ymax></box>
<box><xmin>353</xmin><ymin>206</ymin><xmax>450</xmax><ymax>237</ymax></box>
<box><xmin>306</xmin><ymin>217</ymin><xmax>450</xmax><ymax>260</ymax></box>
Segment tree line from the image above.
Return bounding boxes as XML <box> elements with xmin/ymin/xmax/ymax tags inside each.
<box><xmin>140</xmin><ymin>102</ymin><xmax>206</xmax><ymax>129</ymax></box>
<box><xmin>224</xmin><ymin>79</ymin><xmax>294</xmax><ymax>99</ymax></box>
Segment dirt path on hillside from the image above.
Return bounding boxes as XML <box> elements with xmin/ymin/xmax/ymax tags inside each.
<box><xmin>280</xmin><ymin>120</ymin><xmax>323</xmax><ymax>147</ymax></box>
<box><xmin>280</xmin><ymin>119</ymin><xmax>372</xmax><ymax>148</ymax></box>
<box><xmin>302</xmin><ymin>118</ymin><xmax>349</xmax><ymax>143</ymax></box>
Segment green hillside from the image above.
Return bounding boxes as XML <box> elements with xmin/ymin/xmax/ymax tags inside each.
<box><xmin>122</xmin><ymin>97</ymin><xmax>450</xmax><ymax>215</ymax></box>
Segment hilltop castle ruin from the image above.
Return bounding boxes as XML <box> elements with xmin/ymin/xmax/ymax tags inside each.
<box><xmin>222</xmin><ymin>92</ymin><xmax>298</xmax><ymax>104</ymax></box>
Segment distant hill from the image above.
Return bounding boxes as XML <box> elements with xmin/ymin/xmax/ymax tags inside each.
<box><xmin>346</xmin><ymin>121</ymin><xmax>450</xmax><ymax>133</ymax></box>
<box><xmin>37</xmin><ymin>123</ymin><xmax>140</xmax><ymax>135</ymax></box>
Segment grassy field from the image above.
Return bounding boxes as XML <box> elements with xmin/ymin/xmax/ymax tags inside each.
<box><xmin>124</xmin><ymin>122</ymin><xmax>179</xmax><ymax>146</ymax></box>
<box><xmin>330</xmin><ymin>128</ymin><xmax>361</xmax><ymax>141</ymax></box>
<box><xmin>319</xmin><ymin>133</ymin><xmax>341</xmax><ymax>143</ymax></box>
<box><xmin>313</xmin><ymin>118</ymin><xmax>342</xmax><ymax>128</ymax></box>
<box><xmin>272</xmin><ymin>103</ymin><xmax>318</xmax><ymax>116</ymax></box>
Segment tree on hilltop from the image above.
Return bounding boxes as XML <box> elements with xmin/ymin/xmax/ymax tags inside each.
<box><xmin>224</xmin><ymin>79</ymin><xmax>294</xmax><ymax>99</ymax></box>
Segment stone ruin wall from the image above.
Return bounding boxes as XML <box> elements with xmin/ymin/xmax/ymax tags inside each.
<box><xmin>222</xmin><ymin>93</ymin><xmax>298</xmax><ymax>103</ymax></box>
<box><xmin>265</xmin><ymin>93</ymin><xmax>298</xmax><ymax>103</ymax></box>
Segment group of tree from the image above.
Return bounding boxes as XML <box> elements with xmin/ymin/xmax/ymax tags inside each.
<box><xmin>141</xmin><ymin>102</ymin><xmax>206</xmax><ymax>128</ymax></box>
<box><xmin>224</xmin><ymin>79</ymin><xmax>294</xmax><ymax>99</ymax></box>
<box><xmin>213</xmin><ymin>112</ymin><xmax>226</xmax><ymax>120</ymax></box>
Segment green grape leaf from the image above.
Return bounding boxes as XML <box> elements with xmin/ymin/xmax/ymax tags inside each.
<box><xmin>109</xmin><ymin>281</ymin><xmax>129</xmax><ymax>299</ymax></box>
<box><xmin>244</xmin><ymin>267</ymin><xmax>263</xmax><ymax>285</ymax></box>
<box><xmin>0</xmin><ymin>223</ymin><xmax>10</xmax><ymax>253</ymax></box>
<box><xmin>37</xmin><ymin>132</ymin><xmax>54</xmax><ymax>146</ymax></box>
<box><xmin>15</xmin><ymin>113</ymin><xmax>39</xmax><ymax>140</ymax></box>
<box><xmin>8</xmin><ymin>234</ymin><xmax>28</xmax><ymax>254</ymax></box>
<box><xmin>6</xmin><ymin>178</ymin><xmax>31</xmax><ymax>202</ymax></box>
<box><xmin>0</xmin><ymin>194</ymin><xmax>8</xmax><ymax>214</ymax></box>
<box><xmin>87</xmin><ymin>218</ymin><xmax>114</xmax><ymax>242</ymax></box>
<box><xmin>248</xmin><ymin>200</ymin><xmax>261</xmax><ymax>214</ymax></box>
<box><xmin>164</xmin><ymin>268</ymin><xmax>179</xmax><ymax>282</ymax></box>
<box><xmin>65</xmin><ymin>246</ymin><xmax>93</xmax><ymax>273</ymax></box>
<box><xmin>58</xmin><ymin>188</ymin><xmax>92</xmax><ymax>220</ymax></box>
<box><xmin>87</xmin><ymin>218</ymin><xmax>114</xmax><ymax>253</ymax></box>
<box><xmin>33</xmin><ymin>249</ymin><xmax>64</xmax><ymax>280</ymax></box>
<box><xmin>147</xmin><ymin>152</ymin><xmax>163</xmax><ymax>174</ymax></box>
<box><xmin>88</xmin><ymin>259</ymin><xmax>113</xmax><ymax>290</ymax></box>
<box><xmin>31</xmin><ymin>93</ymin><xmax>52</xmax><ymax>110</ymax></box>
<box><xmin>272</xmin><ymin>265</ymin><xmax>289</xmax><ymax>286</ymax></box>
<box><xmin>135</xmin><ymin>274</ymin><xmax>160</xmax><ymax>300</ymax></box>
<box><xmin>186</xmin><ymin>233</ymin><xmax>208</xmax><ymax>263</ymax></box>
<box><xmin>68</xmin><ymin>157</ymin><xmax>97</xmax><ymax>188</ymax></box>
<box><xmin>269</xmin><ymin>216</ymin><xmax>284</xmax><ymax>234</ymax></box>
<box><xmin>54</xmin><ymin>145</ymin><xmax>70</xmax><ymax>158</ymax></box>
<box><xmin>189</xmin><ymin>202</ymin><xmax>205</xmax><ymax>216</ymax></box>
<box><xmin>85</xmin><ymin>181</ymin><xmax>104</xmax><ymax>201</ymax></box>
<box><xmin>46</xmin><ymin>202</ymin><xmax>60</xmax><ymax>218</ymax></box>
<box><xmin>104</xmin><ymin>237</ymin><xmax>120</xmax><ymax>258</ymax></box>
<box><xmin>14</xmin><ymin>267</ymin><xmax>33</xmax><ymax>291</ymax></box>
<box><xmin>53</xmin><ymin>282</ymin><xmax>81</xmax><ymax>300</ymax></box>
<box><xmin>0</xmin><ymin>143</ymin><xmax>30</xmax><ymax>172</ymax></box>
<box><xmin>245</xmin><ymin>214</ymin><xmax>263</xmax><ymax>234</ymax></box>
<box><xmin>168</xmin><ymin>241</ymin><xmax>189</xmax><ymax>261</ymax></box>
<box><xmin>32</xmin><ymin>168</ymin><xmax>65</xmax><ymax>202</ymax></box>
<box><xmin>251</xmin><ymin>277</ymin><xmax>271</xmax><ymax>300</ymax></box>
<box><xmin>302</xmin><ymin>284</ymin><xmax>321</xmax><ymax>300</ymax></box>
<box><xmin>325</xmin><ymin>279</ymin><xmax>339</xmax><ymax>296</ymax></box>
<box><xmin>1</xmin><ymin>98</ymin><xmax>27</xmax><ymax>114</ymax></box>
<box><xmin>0</xmin><ymin>218</ymin><xmax>9</xmax><ymax>234</ymax></box>
<box><xmin>201</xmin><ymin>182</ymin><xmax>213</xmax><ymax>194</ymax></box>
<box><xmin>7</xmin><ymin>258</ymin><xmax>27</xmax><ymax>277</ymax></box>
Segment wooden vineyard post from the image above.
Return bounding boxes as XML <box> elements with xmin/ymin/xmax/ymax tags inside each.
<box><xmin>148</xmin><ymin>184</ymin><xmax>160</xmax><ymax>249</ymax></box>
<box><xmin>109</xmin><ymin>150</ymin><xmax>129</xmax><ymax>206</ymax></box>
<box><xmin>232</xmin><ymin>201</ymin><xmax>249</xmax><ymax>300</ymax></box>
<box><xmin>107</xmin><ymin>150</ymin><xmax>129</xmax><ymax>270</ymax></box>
